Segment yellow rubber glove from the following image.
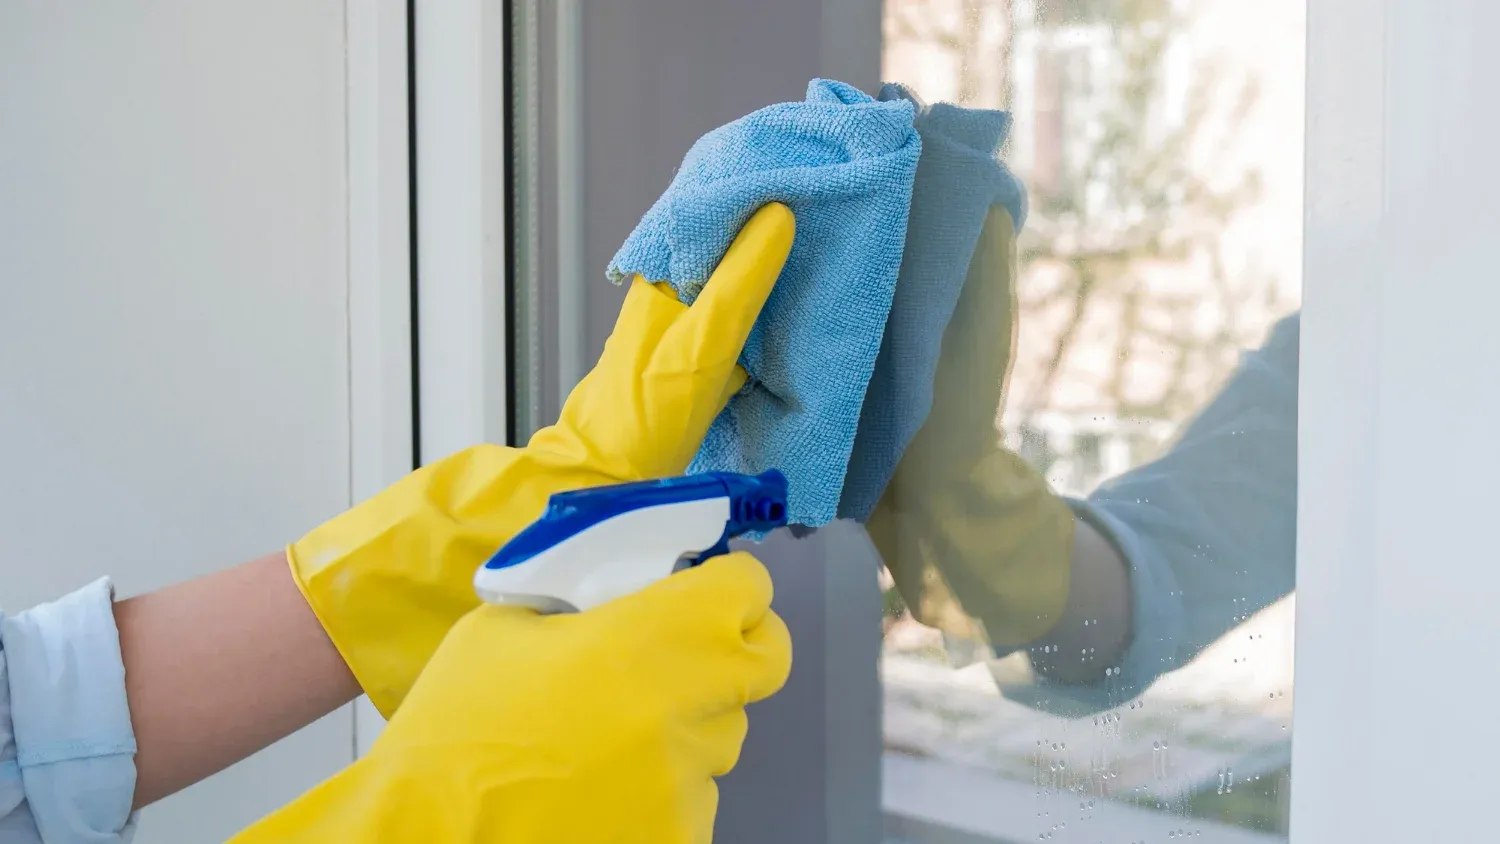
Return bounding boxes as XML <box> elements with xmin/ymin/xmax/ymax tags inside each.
<box><xmin>289</xmin><ymin>204</ymin><xmax>795</xmax><ymax>717</ymax></box>
<box><xmin>868</xmin><ymin>206</ymin><xmax>1074</xmax><ymax>649</ymax></box>
<box><xmin>231</xmin><ymin>552</ymin><xmax>792</xmax><ymax>844</ymax></box>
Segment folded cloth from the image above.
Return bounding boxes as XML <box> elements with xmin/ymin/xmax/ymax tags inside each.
<box><xmin>837</xmin><ymin>83</ymin><xmax>1029</xmax><ymax>520</ymax></box>
<box><xmin>608</xmin><ymin>79</ymin><xmax>922</xmax><ymax>527</ymax></box>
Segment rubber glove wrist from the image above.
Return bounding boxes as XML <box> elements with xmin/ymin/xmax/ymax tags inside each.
<box><xmin>231</xmin><ymin>743</ymin><xmax>525</xmax><ymax>842</ymax></box>
<box><xmin>228</xmin><ymin>750</ymin><xmax>430</xmax><ymax>843</ymax></box>
<box><xmin>286</xmin><ymin>443</ymin><xmax>610</xmax><ymax>715</ymax></box>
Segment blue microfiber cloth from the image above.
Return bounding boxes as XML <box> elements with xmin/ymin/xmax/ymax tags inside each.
<box><xmin>608</xmin><ymin>79</ymin><xmax>1026</xmax><ymax>527</ymax></box>
<box><xmin>608</xmin><ymin>79</ymin><xmax>922</xmax><ymax>528</ymax></box>
<box><xmin>836</xmin><ymin>83</ymin><xmax>1029</xmax><ymax>520</ymax></box>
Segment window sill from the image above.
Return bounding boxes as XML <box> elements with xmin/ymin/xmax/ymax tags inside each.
<box><xmin>882</xmin><ymin>752</ymin><xmax>1284</xmax><ymax>844</ymax></box>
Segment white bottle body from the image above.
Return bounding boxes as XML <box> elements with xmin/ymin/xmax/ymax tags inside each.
<box><xmin>473</xmin><ymin>497</ymin><xmax>732</xmax><ymax>612</ymax></box>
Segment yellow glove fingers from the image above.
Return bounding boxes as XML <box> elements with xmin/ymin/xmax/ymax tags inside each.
<box><xmin>617</xmin><ymin>275</ymin><xmax>689</xmax><ymax>344</ymax></box>
<box><xmin>738</xmin><ymin>607</ymin><xmax>793</xmax><ymax>703</ymax></box>
<box><xmin>720</xmin><ymin>364</ymin><xmax>750</xmax><ymax>406</ymax></box>
<box><xmin>944</xmin><ymin>206</ymin><xmax>1018</xmax><ymax>373</ymax></box>
<box><xmin>918</xmin><ymin>206</ymin><xmax>1019</xmax><ymax>458</ymax></box>
<box><xmin>544</xmin><ymin>277</ymin><xmax>684</xmax><ymax>449</ymax></box>
<box><xmin>650</xmin><ymin>279</ymin><xmax>683</xmax><ymax>300</ymax></box>
<box><xmin>646</xmin><ymin>551</ymin><xmax>775</xmax><ymax>634</ymax></box>
<box><xmin>658</xmin><ymin>202</ymin><xmax>794</xmax><ymax>379</ymax></box>
<box><xmin>695</xmin><ymin>708</ymin><xmax>752</xmax><ymax>777</ymax></box>
<box><xmin>640</xmin><ymin>284</ymin><xmax>756</xmax><ymax>404</ymax></box>
<box><xmin>620</xmin><ymin>552</ymin><xmax>792</xmax><ymax>706</ymax></box>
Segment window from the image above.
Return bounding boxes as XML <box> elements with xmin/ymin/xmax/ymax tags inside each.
<box><xmin>880</xmin><ymin>0</ymin><xmax>1302</xmax><ymax>839</ymax></box>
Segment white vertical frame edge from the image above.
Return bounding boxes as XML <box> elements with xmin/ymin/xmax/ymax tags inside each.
<box><xmin>346</xmin><ymin>0</ymin><xmax>416</xmax><ymax>757</ymax></box>
<box><xmin>415</xmin><ymin>0</ymin><xmax>510</xmax><ymax>464</ymax></box>
<box><xmin>1295</xmin><ymin>0</ymin><xmax>1500</xmax><ymax>839</ymax></box>
<box><xmin>352</xmin><ymin>0</ymin><xmax>512</xmax><ymax>753</ymax></box>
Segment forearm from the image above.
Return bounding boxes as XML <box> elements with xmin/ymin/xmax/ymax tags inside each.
<box><xmin>1026</xmin><ymin>517</ymin><xmax>1132</xmax><ymax>684</ymax></box>
<box><xmin>116</xmin><ymin>552</ymin><xmax>360</xmax><ymax>808</ymax></box>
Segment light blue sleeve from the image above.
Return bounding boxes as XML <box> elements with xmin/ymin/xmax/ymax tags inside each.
<box><xmin>1005</xmin><ymin>312</ymin><xmax>1301</xmax><ymax>715</ymax></box>
<box><xmin>1</xmin><ymin>644</ymin><xmax>44</xmax><ymax>843</ymax></box>
<box><xmin>0</xmin><ymin>578</ymin><xmax>140</xmax><ymax>842</ymax></box>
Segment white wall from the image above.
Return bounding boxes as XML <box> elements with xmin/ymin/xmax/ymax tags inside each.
<box><xmin>0</xmin><ymin>3</ymin><xmax>359</xmax><ymax>839</ymax></box>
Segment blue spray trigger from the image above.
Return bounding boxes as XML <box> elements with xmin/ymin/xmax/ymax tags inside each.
<box><xmin>481</xmin><ymin>469</ymin><xmax>789</xmax><ymax>575</ymax></box>
<box><xmin>684</xmin><ymin>470</ymin><xmax>790</xmax><ymax>565</ymax></box>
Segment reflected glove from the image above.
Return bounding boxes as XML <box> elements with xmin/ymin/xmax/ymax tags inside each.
<box><xmin>287</xmin><ymin>204</ymin><xmax>795</xmax><ymax>716</ymax></box>
<box><xmin>230</xmin><ymin>553</ymin><xmax>793</xmax><ymax>844</ymax></box>
<box><xmin>868</xmin><ymin>206</ymin><xmax>1074</xmax><ymax>648</ymax></box>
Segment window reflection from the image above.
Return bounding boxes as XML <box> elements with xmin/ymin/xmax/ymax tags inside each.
<box><xmin>879</xmin><ymin>0</ymin><xmax>1302</xmax><ymax>839</ymax></box>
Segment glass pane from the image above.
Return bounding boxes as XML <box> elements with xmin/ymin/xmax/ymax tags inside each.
<box><xmin>880</xmin><ymin>0</ymin><xmax>1302</xmax><ymax>840</ymax></box>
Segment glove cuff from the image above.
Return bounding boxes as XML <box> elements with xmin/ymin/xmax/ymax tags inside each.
<box><xmin>876</xmin><ymin>447</ymin><xmax>1074</xmax><ymax>648</ymax></box>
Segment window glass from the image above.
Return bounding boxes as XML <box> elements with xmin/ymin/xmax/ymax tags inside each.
<box><xmin>880</xmin><ymin>0</ymin><xmax>1302</xmax><ymax>840</ymax></box>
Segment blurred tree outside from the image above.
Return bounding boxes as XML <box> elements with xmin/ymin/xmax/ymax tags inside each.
<box><xmin>885</xmin><ymin>0</ymin><xmax>1292</xmax><ymax>479</ymax></box>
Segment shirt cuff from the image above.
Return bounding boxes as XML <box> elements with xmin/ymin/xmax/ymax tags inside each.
<box><xmin>3</xmin><ymin>578</ymin><xmax>139</xmax><ymax>842</ymax></box>
<box><xmin>1</xmin><ymin>646</ymin><xmax>41</xmax><ymax>842</ymax></box>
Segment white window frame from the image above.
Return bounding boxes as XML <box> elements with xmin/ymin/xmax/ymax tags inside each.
<box><xmin>411</xmin><ymin>0</ymin><xmax>511</xmax><ymax>462</ymax></box>
<box><xmin>1291</xmin><ymin>0</ymin><xmax>1500</xmax><ymax>839</ymax></box>
<box><xmin>346</xmin><ymin>0</ymin><xmax>417</xmax><ymax>756</ymax></box>
<box><xmin>349</xmin><ymin>0</ymin><xmax>510</xmax><ymax>753</ymax></box>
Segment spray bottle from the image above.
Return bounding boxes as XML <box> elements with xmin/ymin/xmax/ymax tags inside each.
<box><xmin>473</xmin><ymin>470</ymin><xmax>789</xmax><ymax>613</ymax></box>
